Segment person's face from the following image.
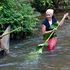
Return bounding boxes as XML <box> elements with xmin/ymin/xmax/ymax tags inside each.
<box><xmin>46</xmin><ymin>13</ymin><xmax>52</xmax><ymax>18</ymax></box>
<box><xmin>46</xmin><ymin>13</ymin><xmax>52</xmax><ymax>20</ymax></box>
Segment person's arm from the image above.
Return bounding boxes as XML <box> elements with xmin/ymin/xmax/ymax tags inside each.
<box><xmin>59</xmin><ymin>13</ymin><xmax>69</xmax><ymax>26</ymax></box>
<box><xmin>42</xmin><ymin>24</ymin><xmax>53</xmax><ymax>34</ymax></box>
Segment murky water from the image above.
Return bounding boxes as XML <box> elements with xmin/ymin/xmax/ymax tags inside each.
<box><xmin>0</xmin><ymin>12</ymin><xmax>70</xmax><ymax>70</ymax></box>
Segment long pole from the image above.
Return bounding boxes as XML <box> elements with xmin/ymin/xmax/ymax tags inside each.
<box><xmin>0</xmin><ymin>27</ymin><xmax>22</xmax><ymax>38</ymax></box>
<box><xmin>45</xmin><ymin>22</ymin><xmax>60</xmax><ymax>43</ymax></box>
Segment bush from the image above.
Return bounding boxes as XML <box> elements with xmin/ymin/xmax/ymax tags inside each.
<box><xmin>0</xmin><ymin>0</ymin><xmax>40</xmax><ymax>37</ymax></box>
<box><xmin>32</xmin><ymin>0</ymin><xmax>53</xmax><ymax>12</ymax></box>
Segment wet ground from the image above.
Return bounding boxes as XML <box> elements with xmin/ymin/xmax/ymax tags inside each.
<box><xmin>0</xmin><ymin>12</ymin><xmax>70</xmax><ymax>70</ymax></box>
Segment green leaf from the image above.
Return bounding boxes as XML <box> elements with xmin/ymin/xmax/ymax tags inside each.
<box><xmin>50</xmin><ymin>23</ymin><xmax>58</xmax><ymax>29</ymax></box>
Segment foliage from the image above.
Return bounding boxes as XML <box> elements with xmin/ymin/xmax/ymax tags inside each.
<box><xmin>0</xmin><ymin>0</ymin><xmax>40</xmax><ymax>35</ymax></box>
<box><xmin>31</xmin><ymin>0</ymin><xmax>70</xmax><ymax>12</ymax></box>
<box><xmin>63</xmin><ymin>0</ymin><xmax>70</xmax><ymax>9</ymax></box>
<box><xmin>32</xmin><ymin>0</ymin><xmax>53</xmax><ymax>12</ymax></box>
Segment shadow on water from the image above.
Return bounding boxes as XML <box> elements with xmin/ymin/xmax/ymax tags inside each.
<box><xmin>0</xmin><ymin>12</ymin><xmax>70</xmax><ymax>70</ymax></box>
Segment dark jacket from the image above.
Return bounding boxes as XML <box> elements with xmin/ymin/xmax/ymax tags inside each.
<box><xmin>42</xmin><ymin>16</ymin><xmax>58</xmax><ymax>31</ymax></box>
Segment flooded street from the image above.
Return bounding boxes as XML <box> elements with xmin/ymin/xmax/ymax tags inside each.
<box><xmin>0</xmin><ymin>12</ymin><xmax>70</xmax><ymax>70</ymax></box>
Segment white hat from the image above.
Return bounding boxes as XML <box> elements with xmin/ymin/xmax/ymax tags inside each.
<box><xmin>46</xmin><ymin>9</ymin><xmax>54</xmax><ymax>16</ymax></box>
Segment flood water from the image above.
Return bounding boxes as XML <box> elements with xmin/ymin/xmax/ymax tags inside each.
<box><xmin>0</xmin><ymin>12</ymin><xmax>70</xmax><ymax>70</ymax></box>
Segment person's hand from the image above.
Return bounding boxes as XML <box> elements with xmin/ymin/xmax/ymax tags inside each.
<box><xmin>63</xmin><ymin>13</ymin><xmax>69</xmax><ymax>19</ymax></box>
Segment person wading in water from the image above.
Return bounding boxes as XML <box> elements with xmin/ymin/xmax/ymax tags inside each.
<box><xmin>42</xmin><ymin>9</ymin><xmax>69</xmax><ymax>51</ymax></box>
